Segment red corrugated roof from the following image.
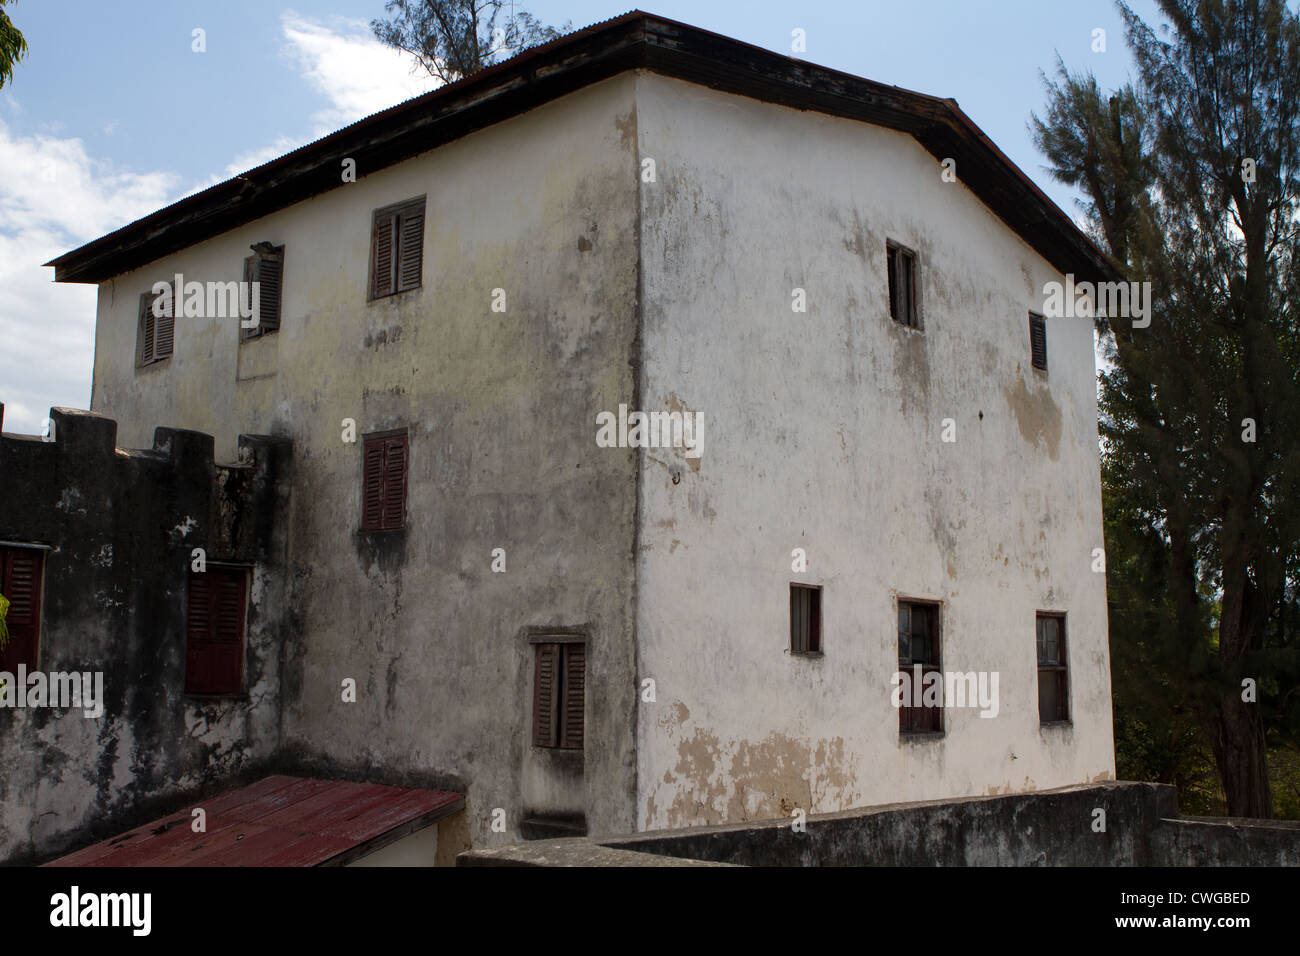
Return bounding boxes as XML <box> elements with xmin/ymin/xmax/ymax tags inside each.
<box><xmin>44</xmin><ymin>776</ymin><xmax>463</xmax><ymax>867</ymax></box>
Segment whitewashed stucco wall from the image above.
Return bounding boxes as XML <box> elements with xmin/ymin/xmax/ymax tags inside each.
<box><xmin>633</xmin><ymin>72</ymin><xmax>1114</xmax><ymax>830</ymax></box>
<box><xmin>88</xmin><ymin>75</ymin><xmax>644</xmax><ymax>844</ymax></box>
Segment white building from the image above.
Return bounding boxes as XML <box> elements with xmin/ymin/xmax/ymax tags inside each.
<box><xmin>47</xmin><ymin>12</ymin><xmax>1116</xmax><ymax>850</ymax></box>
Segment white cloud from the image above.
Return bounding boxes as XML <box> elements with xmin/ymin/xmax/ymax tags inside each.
<box><xmin>279</xmin><ymin>11</ymin><xmax>442</xmax><ymax>133</ymax></box>
<box><xmin>180</xmin><ymin>15</ymin><xmax>440</xmax><ymax>196</ymax></box>
<box><xmin>1</xmin><ymin>14</ymin><xmax>440</xmax><ymax>436</ymax></box>
<box><xmin>0</xmin><ymin>119</ymin><xmax>181</xmax><ymax>435</ymax></box>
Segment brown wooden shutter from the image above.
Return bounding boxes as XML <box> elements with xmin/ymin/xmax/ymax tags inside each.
<box><xmin>211</xmin><ymin>571</ymin><xmax>246</xmax><ymax>693</ymax></box>
<box><xmin>0</xmin><ymin>548</ymin><xmax>43</xmax><ymax>671</ymax></box>
<box><xmin>371</xmin><ymin>211</ymin><xmax>396</xmax><ymax>298</ymax></box>
<box><xmin>560</xmin><ymin>643</ymin><xmax>585</xmax><ymax>750</ymax></box>
<box><xmin>138</xmin><ymin>293</ymin><xmax>156</xmax><ymax>365</ymax></box>
<box><xmin>362</xmin><ymin>438</ymin><xmax>386</xmax><ymax>531</ymax></box>
<box><xmin>155</xmin><ymin>284</ymin><xmax>175</xmax><ymax>359</ymax></box>
<box><xmin>185</xmin><ymin>569</ymin><xmax>245</xmax><ymax>695</ymax></box>
<box><xmin>380</xmin><ymin>435</ymin><xmax>408</xmax><ymax>529</ymax></box>
<box><xmin>396</xmin><ymin>204</ymin><xmax>424</xmax><ymax>292</ymax></box>
<box><xmin>1029</xmin><ymin>312</ymin><xmax>1048</xmax><ymax>370</ymax></box>
<box><xmin>184</xmin><ymin>573</ymin><xmax>212</xmax><ymax>693</ymax></box>
<box><xmin>532</xmin><ymin>643</ymin><xmax>559</xmax><ymax>747</ymax></box>
<box><xmin>790</xmin><ymin>585</ymin><xmax>807</xmax><ymax>653</ymax></box>
<box><xmin>257</xmin><ymin>247</ymin><xmax>283</xmax><ymax>332</ymax></box>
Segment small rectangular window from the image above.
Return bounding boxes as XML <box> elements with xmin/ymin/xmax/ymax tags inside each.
<box><xmin>898</xmin><ymin>600</ymin><xmax>942</xmax><ymax>734</ymax></box>
<box><xmin>532</xmin><ymin>640</ymin><xmax>584</xmax><ymax>750</ymax></box>
<box><xmin>137</xmin><ymin>287</ymin><xmax>175</xmax><ymax>367</ymax></box>
<box><xmin>242</xmin><ymin>244</ymin><xmax>284</xmax><ymax>340</ymax></box>
<box><xmin>790</xmin><ymin>584</ymin><xmax>822</xmax><ymax>655</ymax></box>
<box><xmin>1036</xmin><ymin>613</ymin><xmax>1069</xmax><ymax>722</ymax></box>
<box><xmin>887</xmin><ymin>241</ymin><xmax>919</xmax><ymax>328</ymax></box>
<box><xmin>185</xmin><ymin>567</ymin><xmax>247</xmax><ymax>696</ymax></box>
<box><xmin>1029</xmin><ymin>311</ymin><xmax>1047</xmax><ymax>371</ymax></box>
<box><xmin>361</xmin><ymin>432</ymin><xmax>409</xmax><ymax>531</ymax></box>
<box><xmin>0</xmin><ymin>546</ymin><xmax>44</xmax><ymax>671</ymax></box>
<box><xmin>370</xmin><ymin>197</ymin><xmax>425</xmax><ymax>300</ymax></box>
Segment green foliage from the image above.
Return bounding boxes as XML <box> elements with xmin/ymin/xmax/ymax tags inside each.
<box><xmin>1032</xmin><ymin>0</ymin><xmax>1300</xmax><ymax>817</ymax></box>
<box><xmin>0</xmin><ymin>0</ymin><xmax>27</xmax><ymax>90</ymax></box>
<box><xmin>0</xmin><ymin>592</ymin><xmax>9</xmax><ymax>651</ymax></box>
<box><xmin>371</xmin><ymin>0</ymin><xmax>568</xmax><ymax>85</ymax></box>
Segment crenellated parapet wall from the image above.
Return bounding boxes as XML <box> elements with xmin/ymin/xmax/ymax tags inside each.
<box><xmin>0</xmin><ymin>404</ymin><xmax>293</xmax><ymax>864</ymax></box>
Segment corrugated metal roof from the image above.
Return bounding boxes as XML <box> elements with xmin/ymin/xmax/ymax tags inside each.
<box><xmin>43</xmin><ymin>11</ymin><xmax>1118</xmax><ymax>286</ymax></box>
<box><xmin>44</xmin><ymin>776</ymin><xmax>464</xmax><ymax>867</ymax></box>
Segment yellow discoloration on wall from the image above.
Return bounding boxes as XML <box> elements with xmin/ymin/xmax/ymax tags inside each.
<box><xmin>644</xmin><ymin>717</ymin><xmax>860</xmax><ymax>829</ymax></box>
<box><xmin>1003</xmin><ymin>377</ymin><xmax>1063</xmax><ymax>461</ymax></box>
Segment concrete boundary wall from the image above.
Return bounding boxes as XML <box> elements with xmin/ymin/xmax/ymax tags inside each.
<box><xmin>460</xmin><ymin>782</ymin><xmax>1300</xmax><ymax>866</ymax></box>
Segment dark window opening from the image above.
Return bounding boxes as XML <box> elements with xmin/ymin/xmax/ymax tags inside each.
<box><xmin>532</xmin><ymin>640</ymin><xmax>584</xmax><ymax>750</ymax></box>
<box><xmin>361</xmin><ymin>432</ymin><xmax>409</xmax><ymax>532</ymax></box>
<box><xmin>1037</xmin><ymin>613</ymin><xmax>1069</xmax><ymax>722</ymax></box>
<box><xmin>1029</xmin><ymin>311</ymin><xmax>1048</xmax><ymax>371</ymax></box>
<box><xmin>898</xmin><ymin>600</ymin><xmax>942</xmax><ymax>734</ymax></box>
<box><xmin>370</xmin><ymin>197</ymin><xmax>425</xmax><ymax>300</ymax></box>
<box><xmin>185</xmin><ymin>567</ymin><xmax>247</xmax><ymax>696</ymax></box>
<box><xmin>0</xmin><ymin>546</ymin><xmax>44</xmax><ymax>671</ymax></box>
<box><xmin>137</xmin><ymin>287</ymin><xmax>175</xmax><ymax>367</ymax></box>
<box><xmin>242</xmin><ymin>243</ymin><xmax>285</xmax><ymax>340</ymax></box>
<box><xmin>790</xmin><ymin>583</ymin><xmax>822</xmax><ymax>655</ymax></box>
<box><xmin>887</xmin><ymin>241</ymin><xmax>919</xmax><ymax>328</ymax></box>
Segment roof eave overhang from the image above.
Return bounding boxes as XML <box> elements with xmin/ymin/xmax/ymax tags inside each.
<box><xmin>46</xmin><ymin>11</ymin><xmax>1118</xmax><ymax>285</ymax></box>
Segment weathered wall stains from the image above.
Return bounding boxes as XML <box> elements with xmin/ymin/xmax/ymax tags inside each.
<box><xmin>86</xmin><ymin>75</ymin><xmax>644</xmax><ymax>844</ymax></box>
<box><xmin>1003</xmin><ymin>376</ymin><xmax>1063</xmax><ymax>460</ymax></box>
<box><xmin>0</xmin><ymin>406</ymin><xmax>291</xmax><ymax>864</ymax></box>
<box><xmin>645</xmin><ymin>716</ymin><xmax>860</xmax><ymax>830</ymax></box>
<box><xmin>634</xmin><ymin>72</ymin><xmax>1112</xmax><ymax>831</ymax></box>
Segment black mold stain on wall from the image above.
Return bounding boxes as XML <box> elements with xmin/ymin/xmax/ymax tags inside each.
<box><xmin>0</xmin><ymin>405</ymin><xmax>292</xmax><ymax>864</ymax></box>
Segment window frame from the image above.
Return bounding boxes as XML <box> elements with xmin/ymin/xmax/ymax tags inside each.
<box><xmin>530</xmin><ymin>636</ymin><xmax>585</xmax><ymax>751</ymax></box>
<box><xmin>368</xmin><ymin>196</ymin><xmax>426</xmax><ymax>301</ymax></box>
<box><xmin>241</xmin><ymin>243</ymin><xmax>285</xmax><ymax>342</ymax></box>
<box><xmin>1036</xmin><ymin>612</ymin><xmax>1070</xmax><ymax>724</ymax></box>
<box><xmin>789</xmin><ymin>583</ymin><xmax>823</xmax><ymax>656</ymax></box>
<box><xmin>136</xmin><ymin>287</ymin><xmax>175</xmax><ymax>368</ymax></box>
<box><xmin>360</xmin><ymin>430</ymin><xmax>410</xmax><ymax>532</ymax></box>
<box><xmin>886</xmin><ymin>240</ymin><xmax>921</xmax><ymax>329</ymax></box>
<box><xmin>897</xmin><ymin>598</ymin><xmax>943</xmax><ymax>735</ymax></box>
<box><xmin>184</xmin><ymin>564</ymin><xmax>249</xmax><ymax>697</ymax></box>
<box><xmin>1029</xmin><ymin>311</ymin><xmax>1048</xmax><ymax>372</ymax></box>
<box><xmin>0</xmin><ymin>544</ymin><xmax>45</xmax><ymax>672</ymax></box>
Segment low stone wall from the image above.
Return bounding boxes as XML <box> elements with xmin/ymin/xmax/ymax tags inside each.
<box><xmin>1151</xmin><ymin>816</ymin><xmax>1300</xmax><ymax>866</ymax></box>
<box><xmin>459</xmin><ymin>782</ymin><xmax>1300</xmax><ymax>866</ymax></box>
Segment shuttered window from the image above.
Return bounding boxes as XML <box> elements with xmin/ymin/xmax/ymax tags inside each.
<box><xmin>898</xmin><ymin>600</ymin><xmax>942</xmax><ymax>734</ymax></box>
<box><xmin>1029</xmin><ymin>311</ymin><xmax>1048</xmax><ymax>371</ymax></box>
<box><xmin>137</xmin><ymin>288</ymin><xmax>175</xmax><ymax>367</ymax></box>
<box><xmin>370</xmin><ymin>198</ymin><xmax>425</xmax><ymax>299</ymax></box>
<box><xmin>0</xmin><ymin>546</ymin><xmax>44</xmax><ymax>671</ymax></box>
<box><xmin>361</xmin><ymin>432</ymin><xmax>409</xmax><ymax>531</ymax></box>
<box><xmin>1037</xmin><ymin>613</ymin><xmax>1069</xmax><ymax>722</ymax></box>
<box><xmin>887</xmin><ymin>241</ymin><xmax>919</xmax><ymax>328</ymax></box>
<box><xmin>242</xmin><ymin>245</ymin><xmax>284</xmax><ymax>340</ymax></box>
<box><xmin>790</xmin><ymin>583</ymin><xmax>822</xmax><ymax>655</ymax></box>
<box><xmin>185</xmin><ymin>567</ymin><xmax>247</xmax><ymax>695</ymax></box>
<box><xmin>532</xmin><ymin>640</ymin><xmax>585</xmax><ymax>750</ymax></box>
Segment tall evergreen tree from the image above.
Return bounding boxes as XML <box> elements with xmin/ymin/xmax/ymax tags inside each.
<box><xmin>1032</xmin><ymin>0</ymin><xmax>1300</xmax><ymax>817</ymax></box>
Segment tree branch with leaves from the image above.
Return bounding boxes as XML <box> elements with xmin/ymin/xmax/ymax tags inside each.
<box><xmin>371</xmin><ymin>0</ymin><xmax>567</xmax><ymax>85</ymax></box>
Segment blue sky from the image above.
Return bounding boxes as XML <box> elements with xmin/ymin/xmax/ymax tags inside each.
<box><xmin>0</xmin><ymin>0</ymin><xmax>1163</xmax><ymax>435</ymax></box>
